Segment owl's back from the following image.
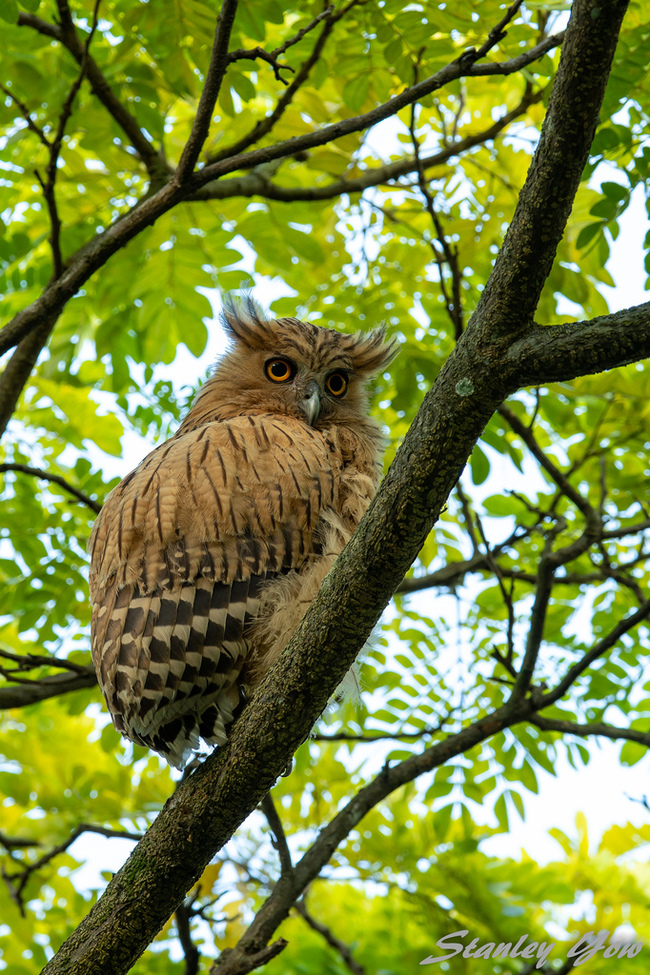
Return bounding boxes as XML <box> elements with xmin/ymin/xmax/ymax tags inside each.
<box><xmin>89</xmin><ymin>414</ymin><xmax>343</xmax><ymax>766</ymax></box>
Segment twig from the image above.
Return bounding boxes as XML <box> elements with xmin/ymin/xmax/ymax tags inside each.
<box><xmin>408</xmin><ymin>57</ymin><xmax>464</xmax><ymax>339</ymax></box>
<box><xmin>313</xmin><ymin>727</ymin><xmax>439</xmax><ymax>742</ymax></box>
<box><xmin>472</xmin><ymin>505</ymin><xmax>516</xmax><ymax>662</ymax></box>
<box><xmin>0</xmin><ymin>463</ymin><xmax>102</xmax><ymax>513</ymax></box>
<box><xmin>530</xmin><ymin>714</ymin><xmax>650</xmax><ymax>746</ymax></box>
<box><xmin>498</xmin><ymin>405</ymin><xmax>596</xmax><ymax>521</ymax></box>
<box><xmin>0</xmin><ymin>832</ymin><xmax>40</xmax><ymax>851</ymax></box>
<box><xmin>0</xmin><ymin>69</ymin><xmax>553</xmax><ymax>361</ymax></box>
<box><xmin>175</xmin><ymin>900</ymin><xmax>201</xmax><ymax>975</ymax></box>
<box><xmin>472</xmin><ymin>0</ymin><xmax>525</xmax><ymax>63</ymax></box>
<box><xmin>2</xmin><ymin>822</ymin><xmax>141</xmax><ymax>916</ymax></box>
<box><xmin>260</xmin><ymin>794</ymin><xmax>292</xmax><ymax>878</ymax></box>
<box><xmin>0</xmin><ymin>81</ymin><xmax>50</xmax><ymax>147</ymax></box>
<box><xmin>227</xmin><ymin>47</ymin><xmax>295</xmax><ymax>85</ymax></box>
<box><xmin>0</xmin><ymin>648</ymin><xmax>92</xmax><ymax>674</ymax></box>
<box><xmin>539</xmin><ymin>597</ymin><xmax>650</xmax><ymax>709</ymax></box>
<box><xmin>295</xmin><ymin>899</ymin><xmax>366</xmax><ymax>975</ymax></box>
<box><xmin>272</xmin><ymin>6</ymin><xmax>335</xmax><ymax>58</ymax></box>
<box><xmin>41</xmin><ymin>0</ymin><xmax>102</xmax><ymax>279</ymax></box>
<box><xmin>0</xmin><ymin>668</ymin><xmax>97</xmax><ymax>710</ymax></box>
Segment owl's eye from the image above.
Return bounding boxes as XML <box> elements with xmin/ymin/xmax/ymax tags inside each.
<box><xmin>265</xmin><ymin>358</ymin><xmax>294</xmax><ymax>383</ymax></box>
<box><xmin>325</xmin><ymin>372</ymin><xmax>348</xmax><ymax>397</ymax></box>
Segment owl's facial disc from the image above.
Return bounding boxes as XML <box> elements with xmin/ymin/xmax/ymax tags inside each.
<box><xmin>298</xmin><ymin>379</ymin><xmax>321</xmax><ymax>426</ymax></box>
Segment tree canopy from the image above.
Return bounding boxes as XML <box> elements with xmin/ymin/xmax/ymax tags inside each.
<box><xmin>2</xmin><ymin>0</ymin><xmax>650</xmax><ymax>973</ymax></box>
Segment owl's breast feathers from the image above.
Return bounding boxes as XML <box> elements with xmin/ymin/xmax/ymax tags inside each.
<box><xmin>89</xmin><ymin>414</ymin><xmax>352</xmax><ymax>766</ymax></box>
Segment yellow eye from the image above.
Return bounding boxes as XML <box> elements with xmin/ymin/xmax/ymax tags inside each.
<box><xmin>265</xmin><ymin>358</ymin><xmax>294</xmax><ymax>383</ymax></box>
<box><xmin>326</xmin><ymin>372</ymin><xmax>348</xmax><ymax>396</ymax></box>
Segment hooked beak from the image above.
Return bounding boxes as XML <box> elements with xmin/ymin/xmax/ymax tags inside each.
<box><xmin>298</xmin><ymin>381</ymin><xmax>321</xmax><ymax>426</ymax></box>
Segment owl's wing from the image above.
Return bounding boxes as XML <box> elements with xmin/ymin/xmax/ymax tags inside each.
<box><xmin>88</xmin><ymin>414</ymin><xmax>341</xmax><ymax>766</ymax></box>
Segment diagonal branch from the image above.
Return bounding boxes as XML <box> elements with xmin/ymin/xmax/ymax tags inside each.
<box><xmin>0</xmin><ymin>81</ymin><xmax>50</xmax><ymax>147</ymax></box>
<box><xmin>294</xmin><ymin>899</ymin><xmax>366</xmax><ymax>975</ymax></box>
<box><xmin>2</xmin><ymin>822</ymin><xmax>141</xmax><ymax>916</ymax></box>
<box><xmin>175</xmin><ymin>0</ymin><xmax>240</xmax><ymax>181</ymax></box>
<box><xmin>195</xmin><ymin>30</ymin><xmax>566</xmax><ymax>187</ymax></box>
<box><xmin>539</xmin><ymin>597</ymin><xmax>650</xmax><ymax>709</ymax></box>
<box><xmin>194</xmin><ymin>85</ymin><xmax>543</xmax><ymax>201</ymax></box>
<box><xmin>0</xmin><ymin>317</ymin><xmax>59</xmax><ymax>439</ymax></box>
<box><xmin>18</xmin><ymin>10</ymin><xmax>167</xmax><ymax>180</ymax></box>
<box><xmin>408</xmin><ymin>59</ymin><xmax>465</xmax><ymax>340</ymax></box>
<box><xmin>260</xmin><ymin>793</ymin><xmax>293</xmax><ymax>879</ymax></box>
<box><xmin>471</xmin><ymin>0</ymin><xmax>629</xmax><ymax>335</ymax></box>
<box><xmin>206</xmin><ymin>3</ymin><xmax>344</xmax><ymax>163</ymax></box>
<box><xmin>0</xmin><ymin>463</ymin><xmax>102</xmax><ymax>513</ymax></box>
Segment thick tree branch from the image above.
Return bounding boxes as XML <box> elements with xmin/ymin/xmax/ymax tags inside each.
<box><xmin>472</xmin><ymin>0</ymin><xmax>629</xmax><ymax>335</ymax></box>
<box><xmin>0</xmin><ymin>317</ymin><xmax>58</xmax><ymax>439</ymax></box>
<box><xmin>504</xmin><ymin>303</ymin><xmax>650</xmax><ymax>384</ymax></box>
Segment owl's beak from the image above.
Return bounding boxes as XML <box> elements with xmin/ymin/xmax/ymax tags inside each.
<box><xmin>299</xmin><ymin>381</ymin><xmax>321</xmax><ymax>425</ymax></box>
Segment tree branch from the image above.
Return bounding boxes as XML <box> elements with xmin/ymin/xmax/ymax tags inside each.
<box><xmin>530</xmin><ymin>714</ymin><xmax>650</xmax><ymax>746</ymax></box>
<box><xmin>260</xmin><ymin>793</ymin><xmax>293</xmax><ymax>878</ymax></box>
<box><xmin>175</xmin><ymin>901</ymin><xmax>201</xmax><ymax>975</ymax></box>
<box><xmin>504</xmin><ymin>303</ymin><xmax>650</xmax><ymax>384</ymax></box>
<box><xmin>294</xmin><ymin>899</ymin><xmax>366</xmax><ymax>975</ymax></box>
<box><xmin>2</xmin><ymin>822</ymin><xmax>141</xmax><ymax>916</ymax></box>
<box><xmin>175</xmin><ymin>0</ymin><xmax>239</xmax><ymax>181</ymax></box>
<box><xmin>195</xmin><ymin>31</ymin><xmax>565</xmax><ymax>187</ymax></box>
<box><xmin>472</xmin><ymin>0</ymin><xmax>629</xmax><ymax>335</ymax></box>
<box><xmin>17</xmin><ymin>10</ymin><xmax>167</xmax><ymax>180</ymax></box>
<box><xmin>539</xmin><ymin>597</ymin><xmax>650</xmax><ymax>708</ymax></box>
<box><xmin>0</xmin><ymin>668</ymin><xmax>97</xmax><ymax>710</ymax></box>
<box><xmin>193</xmin><ymin>85</ymin><xmax>543</xmax><ymax>202</ymax></box>
<box><xmin>0</xmin><ymin>463</ymin><xmax>102</xmax><ymax>513</ymax></box>
<box><xmin>0</xmin><ymin>317</ymin><xmax>58</xmax><ymax>439</ymax></box>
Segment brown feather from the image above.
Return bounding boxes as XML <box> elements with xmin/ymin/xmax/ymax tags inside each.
<box><xmin>89</xmin><ymin>300</ymin><xmax>395</xmax><ymax>767</ymax></box>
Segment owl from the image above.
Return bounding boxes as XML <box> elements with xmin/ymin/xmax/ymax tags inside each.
<box><xmin>88</xmin><ymin>296</ymin><xmax>396</xmax><ymax>768</ymax></box>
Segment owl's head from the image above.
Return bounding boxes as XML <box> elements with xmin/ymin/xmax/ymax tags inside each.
<box><xmin>185</xmin><ymin>295</ymin><xmax>397</xmax><ymax>432</ymax></box>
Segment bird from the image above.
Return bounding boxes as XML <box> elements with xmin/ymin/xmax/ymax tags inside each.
<box><xmin>88</xmin><ymin>295</ymin><xmax>396</xmax><ymax>768</ymax></box>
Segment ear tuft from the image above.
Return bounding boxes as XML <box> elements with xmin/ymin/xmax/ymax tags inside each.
<box><xmin>221</xmin><ymin>292</ymin><xmax>276</xmax><ymax>350</ymax></box>
<box><xmin>348</xmin><ymin>326</ymin><xmax>399</xmax><ymax>375</ymax></box>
